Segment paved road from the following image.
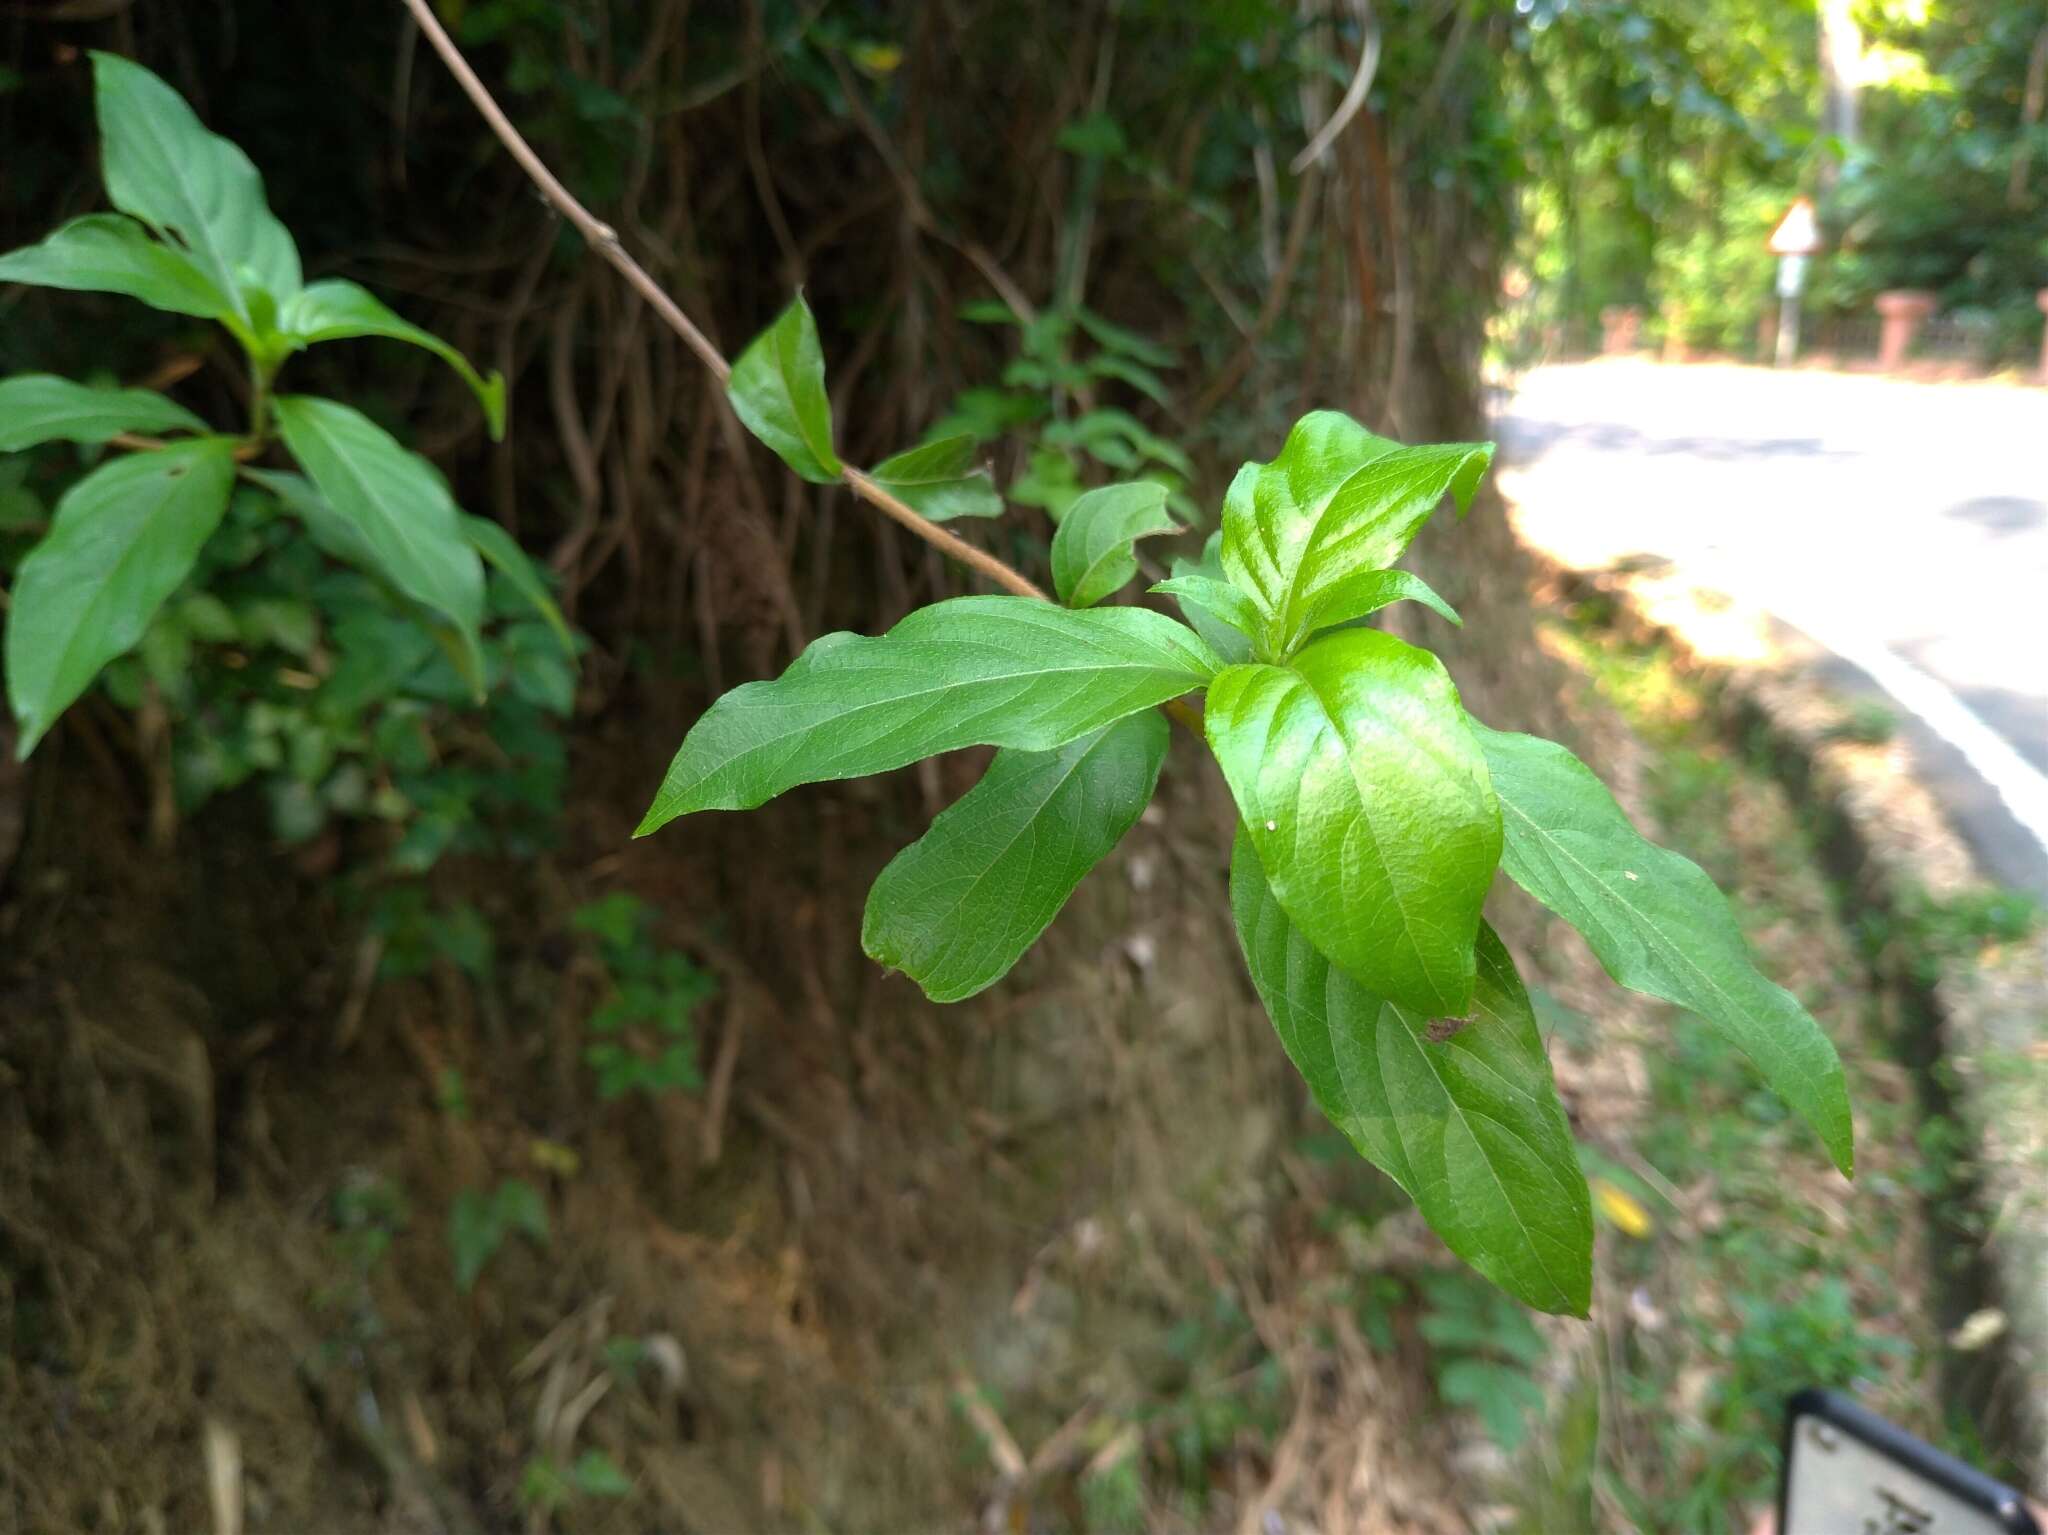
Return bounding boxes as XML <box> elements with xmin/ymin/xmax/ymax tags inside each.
<box><xmin>1492</xmin><ymin>360</ymin><xmax>2048</xmax><ymax>898</ymax></box>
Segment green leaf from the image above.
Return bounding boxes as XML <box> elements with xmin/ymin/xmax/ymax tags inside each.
<box><xmin>727</xmin><ymin>292</ymin><xmax>840</xmax><ymax>482</ymax></box>
<box><xmin>1150</xmin><ymin>576</ymin><xmax>1260</xmax><ymax>655</ymax></box>
<box><xmin>867</xmin><ymin>434</ymin><xmax>1002</xmax><ymax>521</ymax></box>
<box><xmin>5</xmin><ymin>437</ymin><xmax>236</xmax><ymax>755</ymax></box>
<box><xmin>1050</xmin><ymin>482</ymin><xmax>1180</xmax><ymax>609</ymax></box>
<box><xmin>1303</xmin><ymin>568</ymin><xmax>1462</xmax><ymax>634</ymax></box>
<box><xmin>1089</xmin><ymin>354</ymin><xmax>1172</xmax><ymax>406</ymax></box>
<box><xmin>862</xmin><ymin>711</ymin><xmax>1168</xmax><ymax>1002</ymax></box>
<box><xmin>0</xmin><ymin>213</ymin><xmax>231</xmax><ymax>318</ymax></box>
<box><xmin>271</xmin><ymin>395</ymin><xmax>485</xmax><ymax>677</ymax></box>
<box><xmin>239</xmin><ymin>467</ymin><xmax>377</xmax><ymax>571</ymax></box>
<box><xmin>1205</xmin><ymin>629</ymin><xmax>1500</xmax><ymax>1015</ymax></box>
<box><xmin>1160</xmin><ymin>530</ymin><xmax>1254</xmax><ymax>665</ymax></box>
<box><xmin>280</xmin><ymin>279</ymin><xmax>507</xmax><ymax>439</ymax></box>
<box><xmin>1057</xmin><ymin>111</ymin><xmax>1126</xmax><ymax>158</ymax></box>
<box><xmin>1439</xmin><ymin>1359</ymin><xmax>1547</xmax><ymax>1451</ymax></box>
<box><xmin>1073</xmin><ymin>309</ymin><xmax>1175</xmax><ymax>368</ymax></box>
<box><xmin>91</xmin><ymin>52</ymin><xmax>301</xmax><ymax>319</ymax></box>
<box><xmin>460</xmin><ymin>513</ymin><xmax>574</xmax><ymax>656</ymax></box>
<box><xmin>1220</xmin><ymin>411</ymin><xmax>1491</xmax><ymax>657</ymax></box>
<box><xmin>569</xmin><ymin>1451</ymin><xmax>632</xmax><ymax>1499</ymax></box>
<box><xmin>0</xmin><ymin>374</ymin><xmax>208</xmax><ymax>450</ymax></box>
<box><xmin>1231</xmin><ymin>827</ymin><xmax>1592</xmax><ymax>1315</ymax></box>
<box><xmin>638</xmin><ymin>596</ymin><xmax>1216</xmax><ymax>833</ymax></box>
<box><xmin>1471</xmin><ymin>721</ymin><xmax>1854</xmax><ymax>1175</ymax></box>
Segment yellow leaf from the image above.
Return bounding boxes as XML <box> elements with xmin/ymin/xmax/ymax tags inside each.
<box><xmin>530</xmin><ymin>1138</ymin><xmax>581</xmax><ymax>1177</ymax></box>
<box><xmin>851</xmin><ymin>42</ymin><xmax>903</xmax><ymax>77</ymax></box>
<box><xmin>1592</xmin><ymin>1178</ymin><xmax>1653</xmax><ymax>1238</ymax></box>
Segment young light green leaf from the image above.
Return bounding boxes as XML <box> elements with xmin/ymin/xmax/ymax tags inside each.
<box><xmin>867</xmin><ymin>434</ymin><xmax>1002</xmax><ymax>521</ymax></box>
<box><xmin>727</xmin><ymin>292</ymin><xmax>840</xmax><ymax>483</ymax></box>
<box><xmin>1470</xmin><ymin>720</ymin><xmax>1854</xmax><ymax>1175</ymax></box>
<box><xmin>1300</xmin><ymin>567</ymin><xmax>1463</xmax><ymax>635</ymax></box>
<box><xmin>91</xmin><ymin>53</ymin><xmax>300</xmax><ymax>321</ymax></box>
<box><xmin>1051</xmin><ymin>481</ymin><xmax>1180</xmax><ymax>608</ymax></box>
<box><xmin>0</xmin><ymin>213</ymin><xmax>231</xmax><ymax>318</ymax></box>
<box><xmin>459</xmin><ymin>513</ymin><xmax>575</xmax><ymax>657</ymax></box>
<box><xmin>1232</xmin><ymin>828</ymin><xmax>1592</xmax><ymax>1315</ymax></box>
<box><xmin>271</xmin><ymin>395</ymin><xmax>484</xmax><ymax>676</ymax></box>
<box><xmin>1160</xmin><ymin>530</ymin><xmax>1254</xmax><ymax>664</ymax></box>
<box><xmin>1150</xmin><ymin>576</ymin><xmax>1261</xmax><ymax>654</ymax></box>
<box><xmin>1221</xmin><ymin>410</ymin><xmax>1491</xmax><ymax>656</ymax></box>
<box><xmin>638</xmin><ymin>596</ymin><xmax>1217</xmax><ymax>833</ymax></box>
<box><xmin>5</xmin><ymin>437</ymin><xmax>236</xmax><ymax>756</ymax></box>
<box><xmin>863</xmin><ymin>711</ymin><xmax>1168</xmax><ymax>1002</ymax></box>
<box><xmin>1206</xmin><ymin>628</ymin><xmax>1500</xmax><ymax>1016</ymax></box>
<box><xmin>0</xmin><ymin>374</ymin><xmax>207</xmax><ymax>450</ymax></box>
<box><xmin>279</xmin><ymin>279</ymin><xmax>506</xmax><ymax>439</ymax></box>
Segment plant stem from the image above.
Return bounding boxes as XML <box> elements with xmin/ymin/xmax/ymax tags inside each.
<box><xmin>841</xmin><ymin>469</ymin><xmax>1047</xmax><ymax>601</ymax></box>
<box><xmin>399</xmin><ymin>0</ymin><xmax>1206</xmax><ymax>728</ymax></box>
<box><xmin>397</xmin><ymin>0</ymin><xmax>1054</xmax><ymax>601</ymax></box>
<box><xmin>248</xmin><ymin>358</ymin><xmax>273</xmax><ymax>444</ymax></box>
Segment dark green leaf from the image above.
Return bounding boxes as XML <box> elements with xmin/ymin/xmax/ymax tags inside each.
<box><xmin>5</xmin><ymin>437</ymin><xmax>236</xmax><ymax>755</ymax></box>
<box><xmin>91</xmin><ymin>52</ymin><xmax>301</xmax><ymax>319</ymax></box>
<box><xmin>863</xmin><ymin>711</ymin><xmax>1168</xmax><ymax>1002</ymax></box>
<box><xmin>1207</xmin><ymin>629</ymin><xmax>1500</xmax><ymax>1015</ymax></box>
<box><xmin>1221</xmin><ymin>411</ymin><xmax>1491</xmax><ymax>656</ymax></box>
<box><xmin>0</xmin><ymin>374</ymin><xmax>207</xmax><ymax>450</ymax></box>
<box><xmin>1089</xmin><ymin>354</ymin><xmax>1172</xmax><ymax>406</ymax></box>
<box><xmin>280</xmin><ymin>279</ymin><xmax>506</xmax><ymax>438</ymax></box>
<box><xmin>239</xmin><ymin>466</ymin><xmax>378</xmax><ymax>571</ymax></box>
<box><xmin>1073</xmin><ymin>309</ymin><xmax>1175</xmax><ymax>367</ymax></box>
<box><xmin>1231</xmin><ymin>827</ymin><xmax>1593</xmax><ymax>1315</ymax></box>
<box><xmin>1470</xmin><ymin>721</ymin><xmax>1854</xmax><ymax>1174</ymax></box>
<box><xmin>1051</xmin><ymin>481</ymin><xmax>1179</xmax><ymax>608</ymax></box>
<box><xmin>726</xmin><ymin>292</ymin><xmax>840</xmax><ymax>482</ymax></box>
<box><xmin>460</xmin><ymin>514</ymin><xmax>574</xmax><ymax>655</ymax></box>
<box><xmin>272</xmin><ymin>395</ymin><xmax>485</xmax><ymax>676</ymax></box>
<box><xmin>0</xmin><ymin>212</ymin><xmax>230</xmax><ymax>318</ymax></box>
<box><xmin>638</xmin><ymin>596</ymin><xmax>1216</xmax><ymax>833</ymax></box>
<box><xmin>867</xmin><ymin>434</ymin><xmax>1002</xmax><ymax>521</ymax></box>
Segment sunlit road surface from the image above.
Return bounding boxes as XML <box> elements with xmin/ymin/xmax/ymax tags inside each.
<box><xmin>1493</xmin><ymin>359</ymin><xmax>2048</xmax><ymax>898</ymax></box>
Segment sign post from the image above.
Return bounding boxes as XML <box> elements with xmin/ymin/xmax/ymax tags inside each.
<box><xmin>1768</xmin><ymin>198</ymin><xmax>1822</xmax><ymax>367</ymax></box>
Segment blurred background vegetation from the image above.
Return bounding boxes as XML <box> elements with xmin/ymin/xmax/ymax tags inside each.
<box><xmin>1</xmin><ymin>2</ymin><xmax>2042</xmax><ymax>1531</ymax></box>
<box><xmin>1507</xmin><ymin>0</ymin><xmax>2048</xmax><ymax>363</ymax></box>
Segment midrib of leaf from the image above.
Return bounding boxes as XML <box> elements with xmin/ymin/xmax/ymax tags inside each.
<box><xmin>1389</xmin><ymin>1012</ymin><xmax>1580</xmax><ymax>1304</ymax></box>
<box><xmin>1498</xmin><ymin>795</ymin><xmax>1839</xmax><ymax>1128</ymax></box>
<box><xmin>777</xmin><ymin>320</ymin><xmax>832</xmax><ymax>470</ymax></box>
<box><xmin>43</xmin><ymin>449</ymin><xmax>226</xmax><ymax>724</ymax></box>
<box><xmin>1075</xmin><ymin>539</ymin><xmax>1129</xmax><ymax>600</ymax></box>
<box><xmin>921</xmin><ymin>747</ymin><xmax>1093</xmax><ymax>976</ymax></box>
<box><xmin>295</xmin><ymin>413</ymin><xmax>452</xmax><ymax>591</ymax></box>
<box><xmin>692</xmin><ymin>652</ymin><xmax>1193</xmax><ymax>790</ymax></box>
<box><xmin>1292</xmin><ymin>662</ymin><xmax>1432</xmax><ymax>1002</ymax></box>
<box><xmin>125</xmin><ymin>114</ymin><xmax>243</xmax><ymax>312</ymax></box>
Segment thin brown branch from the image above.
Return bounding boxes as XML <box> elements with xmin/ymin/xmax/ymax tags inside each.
<box><xmin>398</xmin><ymin>0</ymin><xmax>1062</xmax><ymax>610</ymax></box>
<box><xmin>399</xmin><ymin>0</ymin><xmax>729</xmax><ymax>386</ymax></box>
<box><xmin>843</xmin><ymin>469</ymin><xmax>1046</xmax><ymax>600</ymax></box>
